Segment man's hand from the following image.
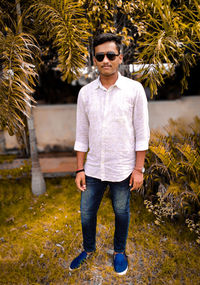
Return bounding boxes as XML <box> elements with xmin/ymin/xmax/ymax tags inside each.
<box><xmin>129</xmin><ymin>170</ymin><xmax>144</xmax><ymax>191</ymax></box>
<box><xmin>75</xmin><ymin>171</ymin><xmax>86</xmax><ymax>191</ymax></box>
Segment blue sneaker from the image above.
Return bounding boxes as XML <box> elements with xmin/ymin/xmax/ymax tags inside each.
<box><xmin>69</xmin><ymin>251</ymin><xmax>90</xmax><ymax>270</ymax></box>
<box><xmin>113</xmin><ymin>252</ymin><xmax>128</xmax><ymax>275</ymax></box>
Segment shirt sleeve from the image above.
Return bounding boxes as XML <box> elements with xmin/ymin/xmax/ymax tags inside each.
<box><xmin>133</xmin><ymin>83</ymin><xmax>150</xmax><ymax>151</ymax></box>
<box><xmin>74</xmin><ymin>88</ymin><xmax>89</xmax><ymax>152</ymax></box>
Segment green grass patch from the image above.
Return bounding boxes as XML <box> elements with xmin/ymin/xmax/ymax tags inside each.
<box><xmin>0</xmin><ymin>177</ymin><xmax>200</xmax><ymax>284</ymax></box>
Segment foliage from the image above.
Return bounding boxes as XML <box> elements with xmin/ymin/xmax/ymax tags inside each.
<box><xmin>0</xmin><ymin>0</ymin><xmax>90</xmax><ymax>135</ymax></box>
<box><xmin>29</xmin><ymin>0</ymin><xmax>89</xmax><ymax>82</ymax></box>
<box><xmin>144</xmin><ymin>189</ymin><xmax>179</xmax><ymax>226</ymax></box>
<box><xmin>78</xmin><ymin>0</ymin><xmax>117</xmax><ymax>35</ymax></box>
<box><xmin>186</xmin><ymin>218</ymin><xmax>200</xmax><ymax>244</ymax></box>
<box><xmin>124</xmin><ymin>0</ymin><xmax>200</xmax><ymax>96</ymax></box>
<box><xmin>144</xmin><ymin>116</ymin><xmax>200</xmax><ymax>243</ymax></box>
<box><xmin>78</xmin><ymin>0</ymin><xmax>139</xmax><ymax>63</ymax></box>
<box><xmin>0</xmin><ymin>177</ymin><xmax>200</xmax><ymax>284</ymax></box>
<box><xmin>80</xmin><ymin>0</ymin><xmax>200</xmax><ymax>96</ymax></box>
<box><xmin>0</xmin><ymin>27</ymin><xmax>39</xmax><ymax>135</ymax></box>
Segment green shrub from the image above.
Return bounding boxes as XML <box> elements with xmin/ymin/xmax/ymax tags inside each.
<box><xmin>144</xmin><ymin>116</ymin><xmax>200</xmax><ymax>243</ymax></box>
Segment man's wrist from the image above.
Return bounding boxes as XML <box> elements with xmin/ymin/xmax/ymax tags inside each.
<box><xmin>75</xmin><ymin>168</ymin><xmax>85</xmax><ymax>174</ymax></box>
<box><xmin>134</xmin><ymin>167</ymin><xmax>145</xmax><ymax>173</ymax></box>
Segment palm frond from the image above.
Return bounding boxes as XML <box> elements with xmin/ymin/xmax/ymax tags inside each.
<box><xmin>165</xmin><ymin>183</ymin><xmax>183</xmax><ymax>198</ymax></box>
<box><xmin>0</xmin><ymin>29</ymin><xmax>40</xmax><ymax>135</ymax></box>
<box><xmin>129</xmin><ymin>0</ymin><xmax>200</xmax><ymax>96</ymax></box>
<box><xmin>176</xmin><ymin>143</ymin><xmax>200</xmax><ymax>172</ymax></box>
<box><xmin>150</xmin><ymin>144</ymin><xmax>179</xmax><ymax>174</ymax></box>
<box><xmin>29</xmin><ymin>0</ymin><xmax>90</xmax><ymax>82</ymax></box>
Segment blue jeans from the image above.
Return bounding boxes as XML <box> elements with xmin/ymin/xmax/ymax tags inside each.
<box><xmin>80</xmin><ymin>175</ymin><xmax>131</xmax><ymax>253</ymax></box>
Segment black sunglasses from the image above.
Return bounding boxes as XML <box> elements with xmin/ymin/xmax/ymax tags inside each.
<box><xmin>95</xmin><ymin>52</ymin><xmax>120</xmax><ymax>62</ymax></box>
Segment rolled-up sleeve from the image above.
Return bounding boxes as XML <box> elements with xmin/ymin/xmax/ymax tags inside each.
<box><xmin>74</xmin><ymin>88</ymin><xmax>89</xmax><ymax>152</ymax></box>
<box><xmin>133</xmin><ymin>83</ymin><xmax>150</xmax><ymax>151</ymax></box>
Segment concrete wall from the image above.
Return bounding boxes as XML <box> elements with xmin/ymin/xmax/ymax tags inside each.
<box><xmin>33</xmin><ymin>104</ymin><xmax>76</xmax><ymax>152</ymax></box>
<box><xmin>3</xmin><ymin>96</ymin><xmax>200</xmax><ymax>152</ymax></box>
<box><xmin>148</xmin><ymin>96</ymin><xmax>200</xmax><ymax>130</ymax></box>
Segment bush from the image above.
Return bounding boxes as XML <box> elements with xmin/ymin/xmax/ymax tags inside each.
<box><xmin>144</xmin><ymin>116</ymin><xmax>200</xmax><ymax>243</ymax></box>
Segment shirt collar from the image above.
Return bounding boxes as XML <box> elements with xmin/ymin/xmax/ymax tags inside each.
<box><xmin>94</xmin><ymin>72</ymin><xmax>123</xmax><ymax>90</ymax></box>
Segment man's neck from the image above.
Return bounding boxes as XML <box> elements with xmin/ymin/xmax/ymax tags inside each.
<box><xmin>100</xmin><ymin>73</ymin><xmax>118</xmax><ymax>89</ymax></box>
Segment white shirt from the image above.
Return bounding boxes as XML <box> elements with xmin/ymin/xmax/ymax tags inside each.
<box><xmin>74</xmin><ymin>73</ymin><xmax>150</xmax><ymax>182</ymax></box>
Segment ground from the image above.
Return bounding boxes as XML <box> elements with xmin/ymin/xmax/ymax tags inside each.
<box><xmin>0</xmin><ymin>177</ymin><xmax>200</xmax><ymax>285</ymax></box>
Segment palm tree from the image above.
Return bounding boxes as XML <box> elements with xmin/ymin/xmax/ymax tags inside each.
<box><xmin>0</xmin><ymin>0</ymin><xmax>89</xmax><ymax>195</ymax></box>
<box><xmin>15</xmin><ymin>0</ymin><xmax>46</xmax><ymax>196</ymax></box>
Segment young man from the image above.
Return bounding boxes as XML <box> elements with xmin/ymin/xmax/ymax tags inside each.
<box><xmin>69</xmin><ymin>33</ymin><xmax>150</xmax><ymax>275</ymax></box>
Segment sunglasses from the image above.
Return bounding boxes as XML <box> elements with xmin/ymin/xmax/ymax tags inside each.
<box><xmin>95</xmin><ymin>52</ymin><xmax>120</xmax><ymax>62</ymax></box>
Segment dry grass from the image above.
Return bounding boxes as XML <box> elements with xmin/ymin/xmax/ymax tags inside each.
<box><xmin>0</xmin><ymin>177</ymin><xmax>200</xmax><ymax>285</ymax></box>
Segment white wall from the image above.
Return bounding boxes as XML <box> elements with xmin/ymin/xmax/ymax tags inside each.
<box><xmin>33</xmin><ymin>104</ymin><xmax>76</xmax><ymax>152</ymax></box>
<box><xmin>148</xmin><ymin>96</ymin><xmax>200</xmax><ymax>130</ymax></box>
<box><xmin>4</xmin><ymin>96</ymin><xmax>200</xmax><ymax>152</ymax></box>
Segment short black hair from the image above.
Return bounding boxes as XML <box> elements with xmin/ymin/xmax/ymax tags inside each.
<box><xmin>93</xmin><ymin>33</ymin><xmax>122</xmax><ymax>54</ymax></box>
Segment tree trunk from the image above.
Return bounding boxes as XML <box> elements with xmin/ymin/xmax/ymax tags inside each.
<box><xmin>15</xmin><ymin>0</ymin><xmax>46</xmax><ymax>195</ymax></box>
<box><xmin>0</xmin><ymin>130</ymin><xmax>6</xmax><ymax>154</ymax></box>
<box><xmin>27</xmin><ymin>108</ymin><xmax>46</xmax><ymax>196</ymax></box>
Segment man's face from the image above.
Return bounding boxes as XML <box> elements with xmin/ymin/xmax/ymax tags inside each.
<box><xmin>93</xmin><ymin>41</ymin><xmax>123</xmax><ymax>77</ymax></box>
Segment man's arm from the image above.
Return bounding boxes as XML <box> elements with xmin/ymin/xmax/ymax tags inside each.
<box><xmin>74</xmin><ymin>88</ymin><xmax>89</xmax><ymax>192</ymax></box>
<box><xmin>75</xmin><ymin>151</ymin><xmax>87</xmax><ymax>191</ymax></box>
<box><xmin>129</xmin><ymin>150</ymin><xmax>146</xmax><ymax>191</ymax></box>
<box><xmin>130</xmin><ymin>83</ymin><xmax>149</xmax><ymax>191</ymax></box>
